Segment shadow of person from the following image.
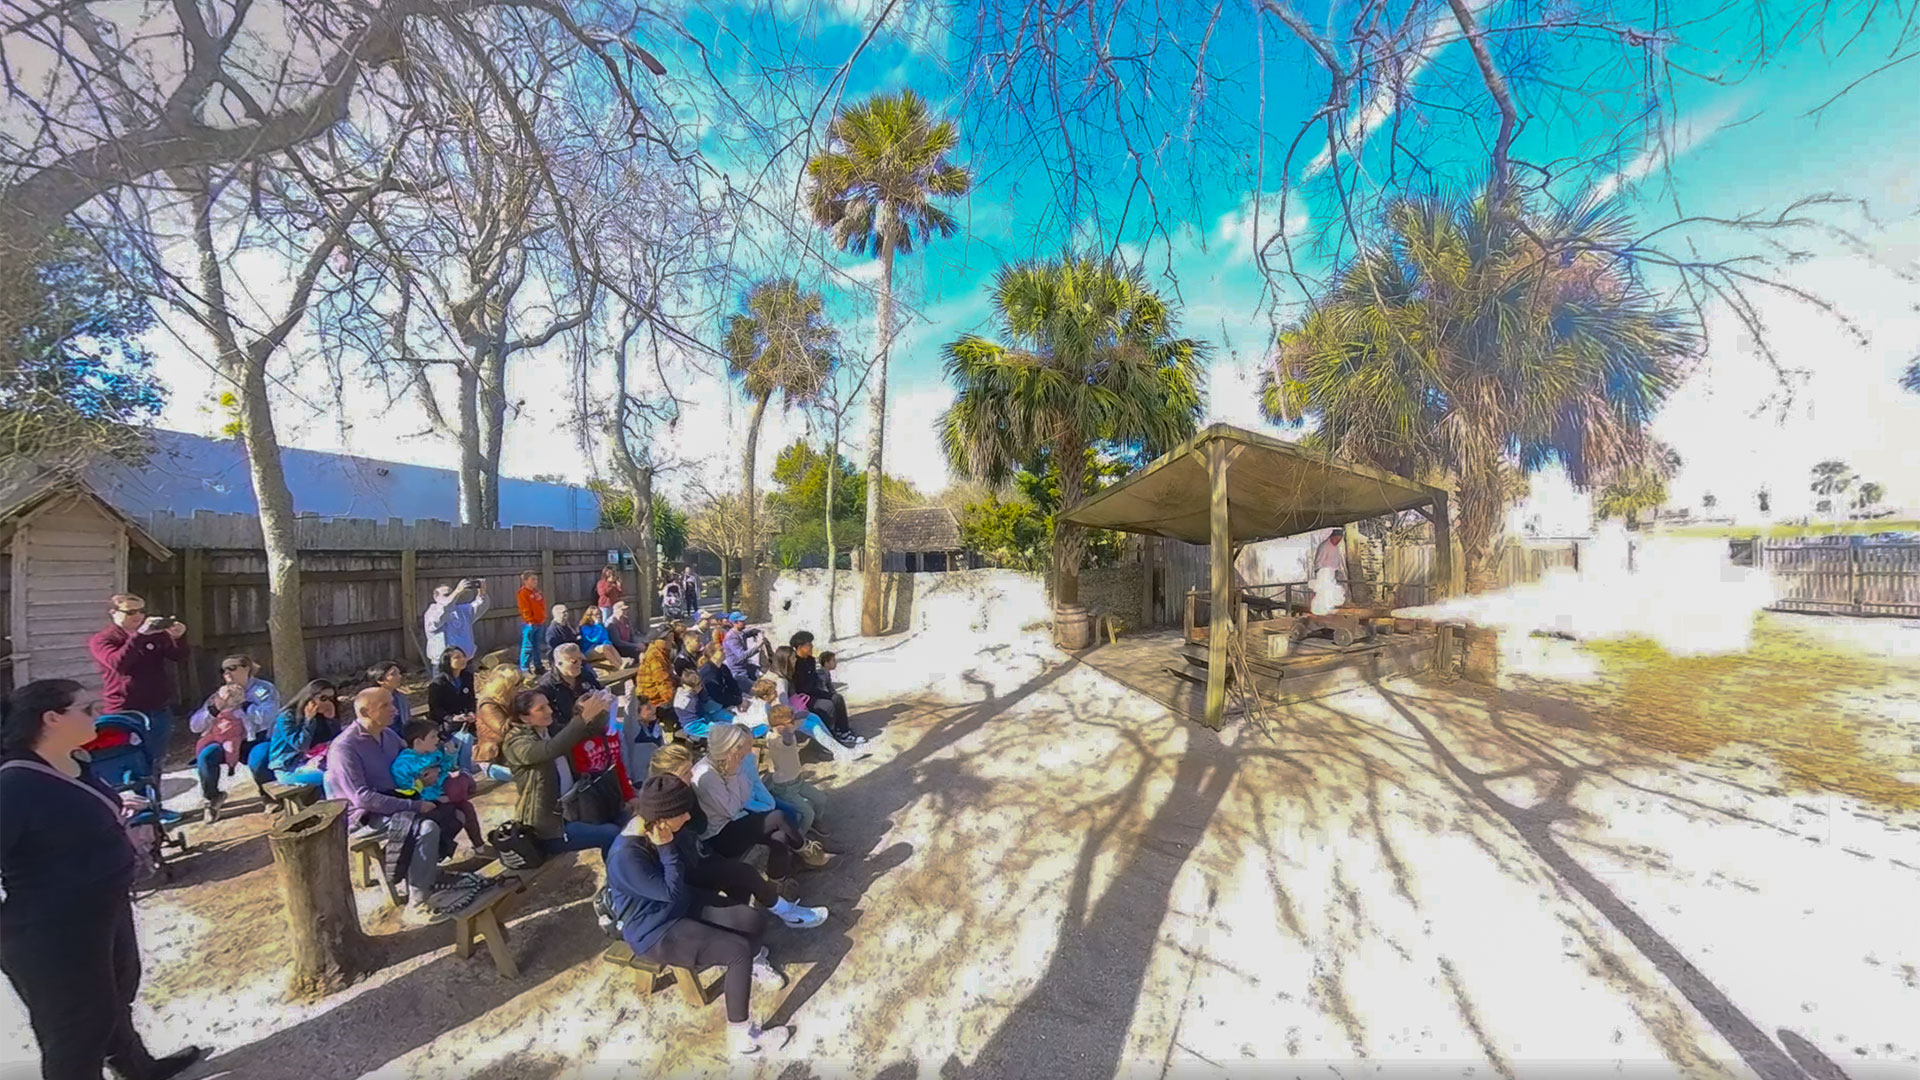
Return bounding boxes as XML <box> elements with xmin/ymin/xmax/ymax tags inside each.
<box><xmin>764</xmin><ymin>841</ymin><xmax>914</xmax><ymax>1025</ymax></box>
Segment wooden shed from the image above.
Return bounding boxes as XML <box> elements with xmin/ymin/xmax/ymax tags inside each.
<box><xmin>862</xmin><ymin>506</ymin><xmax>978</xmax><ymax>573</ymax></box>
<box><xmin>0</xmin><ymin>466</ymin><xmax>171</xmax><ymax>693</ymax></box>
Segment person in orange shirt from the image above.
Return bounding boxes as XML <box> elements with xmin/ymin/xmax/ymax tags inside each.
<box><xmin>516</xmin><ymin>570</ymin><xmax>548</xmax><ymax>674</ymax></box>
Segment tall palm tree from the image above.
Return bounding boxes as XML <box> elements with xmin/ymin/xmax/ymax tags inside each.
<box><xmin>1809</xmin><ymin>459</ymin><xmax>1855</xmax><ymax>517</ymax></box>
<box><xmin>806</xmin><ymin>89</ymin><xmax>972</xmax><ymax>635</ymax></box>
<box><xmin>940</xmin><ymin>254</ymin><xmax>1206</xmax><ymax>604</ymax></box>
<box><xmin>1260</xmin><ymin>191</ymin><xmax>1697</xmax><ymax>592</ymax></box>
<box><xmin>723</xmin><ymin>278</ymin><xmax>836</xmax><ymax>616</ymax></box>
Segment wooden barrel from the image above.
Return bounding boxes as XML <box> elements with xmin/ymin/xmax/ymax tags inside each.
<box><xmin>1054</xmin><ymin>603</ymin><xmax>1093</xmax><ymax>650</ymax></box>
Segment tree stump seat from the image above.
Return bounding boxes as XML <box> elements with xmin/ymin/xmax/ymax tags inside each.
<box><xmin>448</xmin><ymin>858</ymin><xmax>552</xmax><ymax>979</ymax></box>
<box><xmin>262</xmin><ymin>782</ymin><xmax>319</xmax><ymax>823</ymax></box>
<box><xmin>600</xmin><ymin>941</ymin><xmax>709</xmax><ymax>1007</ymax></box>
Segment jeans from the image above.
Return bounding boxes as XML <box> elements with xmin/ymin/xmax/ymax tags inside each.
<box><xmin>195</xmin><ymin>739</ymin><xmax>272</xmax><ymax>800</ymax></box>
<box><xmin>275</xmin><ymin>765</ymin><xmax>325</xmax><ymax>787</ymax></box>
<box><xmin>0</xmin><ymin>897</ymin><xmax>160</xmax><ymax>1080</ymax></box>
<box><xmin>520</xmin><ymin>623</ymin><xmax>544</xmax><ymax>673</ymax></box>
<box><xmin>540</xmin><ymin>820</ymin><xmax>622</xmax><ymax>857</ymax></box>
<box><xmin>767</xmin><ymin>777</ymin><xmax>825</xmax><ymax>834</ymax></box>
<box><xmin>366</xmin><ymin>815</ymin><xmax>447</xmax><ymax>897</ymax></box>
<box><xmin>142</xmin><ymin>708</ymin><xmax>173</xmax><ymax>770</ymax></box>
<box><xmin>799</xmin><ymin>714</ymin><xmax>854</xmax><ymax>761</ymax></box>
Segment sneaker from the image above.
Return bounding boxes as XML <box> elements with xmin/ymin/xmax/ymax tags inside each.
<box><xmin>148</xmin><ymin>1046</ymin><xmax>207</xmax><ymax>1080</ymax></box>
<box><xmin>796</xmin><ymin>842</ymin><xmax>831</xmax><ymax>870</ymax></box>
<box><xmin>752</xmin><ymin>946</ymin><xmax>789</xmax><ymax>989</ymax></box>
<box><xmin>202</xmin><ymin>790</ymin><xmax>225</xmax><ymax>824</ymax></box>
<box><xmin>349</xmin><ymin>823</ymin><xmax>383</xmax><ymax>843</ymax></box>
<box><xmin>732</xmin><ymin>1021</ymin><xmax>795</xmax><ymax>1056</ymax></box>
<box><xmin>775</xmin><ymin>903</ymin><xmax>827</xmax><ymax>929</ymax></box>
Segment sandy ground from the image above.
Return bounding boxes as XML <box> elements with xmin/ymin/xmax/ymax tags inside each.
<box><xmin>3</xmin><ymin>571</ymin><xmax>1917</xmax><ymax>1080</ymax></box>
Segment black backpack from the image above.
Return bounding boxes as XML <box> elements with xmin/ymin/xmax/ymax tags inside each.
<box><xmin>487</xmin><ymin>821</ymin><xmax>547</xmax><ymax>871</ymax></box>
<box><xmin>593</xmin><ymin>886</ymin><xmax>624</xmax><ymax>939</ymax></box>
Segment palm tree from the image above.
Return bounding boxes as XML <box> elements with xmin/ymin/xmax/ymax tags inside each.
<box><xmin>1902</xmin><ymin>357</ymin><xmax>1919</xmax><ymax>394</ymax></box>
<box><xmin>1259</xmin><ymin>191</ymin><xmax>1697</xmax><ymax>592</ymax></box>
<box><xmin>806</xmin><ymin>89</ymin><xmax>972</xmax><ymax>635</ymax></box>
<box><xmin>1854</xmin><ymin>480</ymin><xmax>1884</xmax><ymax>513</ymax></box>
<box><xmin>1702</xmin><ymin>491</ymin><xmax>1717</xmax><ymax>512</ymax></box>
<box><xmin>940</xmin><ymin>254</ymin><xmax>1206</xmax><ymax>604</ymax></box>
<box><xmin>723</xmin><ymin>278</ymin><xmax>836</xmax><ymax>617</ymax></box>
<box><xmin>1809</xmin><ymin>459</ymin><xmax>1855</xmax><ymax>519</ymax></box>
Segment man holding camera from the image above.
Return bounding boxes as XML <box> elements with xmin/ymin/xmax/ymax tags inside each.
<box><xmin>87</xmin><ymin>593</ymin><xmax>191</xmax><ymax>761</ymax></box>
<box><xmin>423</xmin><ymin>577</ymin><xmax>490</xmax><ymax>665</ymax></box>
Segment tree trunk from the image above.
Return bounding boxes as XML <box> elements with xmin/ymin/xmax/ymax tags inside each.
<box><xmin>478</xmin><ymin>347</ymin><xmax>508</xmax><ymax>528</ymax></box>
<box><xmin>456</xmin><ymin>362</ymin><xmax>486</xmax><ymax>527</ymax></box>
<box><xmin>738</xmin><ymin>391</ymin><xmax>771</xmax><ymax>621</ymax></box>
<box><xmin>633</xmin><ymin>470</ymin><xmax>655</xmax><ymax>626</ymax></box>
<box><xmin>1456</xmin><ymin>462</ymin><xmax>1505</xmax><ymax>594</ymax></box>
<box><xmin>1052</xmin><ymin>439</ymin><xmax>1089</xmax><ymax>606</ymax></box>
<box><xmin>269</xmin><ymin>800</ymin><xmax>374</xmax><ymax>999</ymax></box>
<box><xmin>825</xmin><ymin>417</ymin><xmax>841</xmax><ymax>641</ymax></box>
<box><xmin>859</xmin><ymin>242</ymin><xmax>898</xmax><ymax>636</ymax></box>
<box><xmin>190</xmin><ymin>184</ymin><xmax>307</xmax><ymax>688</ymax></box>
<box><xmin>718</xmin><ymin>554</ymin><xmax>732</xmax><ymax>613</ymax></box>
<box><xmin>238</xmin><ymin>348</ymin><xmax>310</xmax><ymax>688</ymax></box>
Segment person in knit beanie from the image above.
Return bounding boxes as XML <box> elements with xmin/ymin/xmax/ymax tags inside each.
<box><xmin>605</xmin><ymin>775</ymin><xmax>813</xmax><ymax>1057</ymax></box>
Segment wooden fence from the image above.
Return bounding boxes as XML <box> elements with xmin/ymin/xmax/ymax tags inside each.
<box><xmin>1760</xmin><ymin>538</ymin><xmax>1920</xmax><ymax>617</ymax></box>
<box><xmin>1136</xmin><ymin>534</ymin><xmax>1584</xmax><ymax>629</ymax></box>
<box><xmin>127</xmin><ymin>511</ymin><xmax>646</xmax><ymax>703</ymax></box>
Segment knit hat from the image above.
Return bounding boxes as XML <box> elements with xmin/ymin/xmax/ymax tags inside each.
<box><xmin>634</xmin><ymin>775</ymin><xmax>695</xmax><ymax>822</ymax></box>
<box><xmin>706</xmin><ymin>723</ymin><xmax>749</xmax><ymax>758</ymax></box>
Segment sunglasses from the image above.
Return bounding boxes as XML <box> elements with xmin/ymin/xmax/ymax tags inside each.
<box><xmin>117</xmin><ymin>608</ymin><xmax>146</xmax><ymax>616</ymax></box>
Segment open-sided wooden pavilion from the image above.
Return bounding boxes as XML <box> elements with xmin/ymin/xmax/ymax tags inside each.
<box><xmin>1061</xmin><ymin>423</ymin><xmax>1454</xmax><ymax>728</ymax></box>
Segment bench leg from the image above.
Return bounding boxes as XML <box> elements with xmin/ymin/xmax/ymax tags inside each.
<box><xmin>475</xmin><ymin>909</ymin><xmax>518</xmax><ymax>978</ymax></box>
<box><xmin>352</xmin><ymin>849</ymin><xmax>372</xmax><ymax>889</ymax></box>
<box><xmin>673</xmin><ymin>966</ymin><xmax>705</xmax><ymax>1007</ymax></box>
<box><xmin>455</xmin><ymin>916</ymin><xmax>475</xmax><ymax>960</ymax></box>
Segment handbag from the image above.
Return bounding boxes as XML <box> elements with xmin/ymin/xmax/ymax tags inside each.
<box><xmin>486</xmin><ymin>821</ymin><xmax>547</xmax><ymax>871</ymax></box>
<box><xmin>560</xmin><ymin>768</ymin><xmax>622</xmax><ymax>825</ymax></box>
<box><xmin>789</xmin><ymin>693</ymin><xmax>811</xmax><ymax>717</ymax></box>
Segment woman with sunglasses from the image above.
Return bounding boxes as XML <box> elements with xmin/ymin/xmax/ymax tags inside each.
<box><xmin>186</xmin><ymin>654</ymin><xmax>280</xmax><ymax>823</ymax></box>
<box><xmin>1</xmin><ymin>679</ymin><xmax>205</xmax><ymax>1079</ymax></box>
<box><xmin>265</xmin><ymin>680</ymin><xmax>342</xmax><ymax>788</ymax></box>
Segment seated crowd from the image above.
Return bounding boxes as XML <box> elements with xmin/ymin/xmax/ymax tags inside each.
<box><xmin>177</xmin><ymin>577</ymin><xmax>878</xmax><ymax>1057</ymax></box>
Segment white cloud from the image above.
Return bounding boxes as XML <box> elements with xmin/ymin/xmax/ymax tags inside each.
<box><xmin>1592</xmin><ymin>98</ymin><xmax>1744</xmax><ymax>201</ymax></box>
<box><xmin>1302</xmin><ymin>0</ymin><xmax>1496</xmax><ymax>181</ymax></box>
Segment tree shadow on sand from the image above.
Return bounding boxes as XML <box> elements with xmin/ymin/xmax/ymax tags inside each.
<box><xmin>1373</xmin><ymin>682</ymin><xmax>1841</xmax><ymax>1080</ymax></box>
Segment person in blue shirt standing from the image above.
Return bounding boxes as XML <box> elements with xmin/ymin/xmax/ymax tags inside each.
<box><xmin>423</xmin><ymin>578</ymin><xmax>488</xmax><ymax>666</ymax></box>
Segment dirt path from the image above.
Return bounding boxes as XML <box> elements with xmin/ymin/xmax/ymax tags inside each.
<box><xmin>3</xmin><ymin>607</ymin><xmax>1914</xmax><ymax>1080</ymax></box>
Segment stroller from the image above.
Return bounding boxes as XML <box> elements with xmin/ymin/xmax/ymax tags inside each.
<box><xmin>661</xmin><ymin>580</ymin><xmax>686</xmax><ymax>620</ymax></box>
<box><xmin>88</xmin><ymin>713</ymin><xmax>190</xmax><ymax>883</ymax></box>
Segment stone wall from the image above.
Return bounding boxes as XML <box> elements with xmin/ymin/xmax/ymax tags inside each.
<box><xmin>1057</xmin><ymin>565</ymin><xmax>1142</xmax><ymax>629</ymax></box>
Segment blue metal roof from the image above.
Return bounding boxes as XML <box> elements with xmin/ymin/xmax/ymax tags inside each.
<box><xmin>88</xmin><ymin>430</ymin><xmax>600</xmax><ymax>529</ymax></box>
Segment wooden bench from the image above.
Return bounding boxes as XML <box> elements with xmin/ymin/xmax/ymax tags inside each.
<box><xmin>349</xmin><ymin>831</ymin><xmax>402</xmax><ymax>905</ymax></box>
<box><xmin>449</xmin><ymin>859</ymin><xmax>552</xmax><ymax>978</ymax></box>
<box><xmin>261</xmin><ymin>782</ymin><xmax>319</xmax><ymax>823</ymax></box>
<box><xmin>600</xmin><ymin>941</ymin><xmax>709</xmax><ymax>1007</ymax></box>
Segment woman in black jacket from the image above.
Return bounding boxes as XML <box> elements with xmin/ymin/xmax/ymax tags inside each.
<box><xmin>0</xmin><ymin>679</ymin><xmax>204</xmax><ymax>1080</ymax></box>
<box><xmin>427</xmin><ymin>648</ymin><xmax>478</xmax><ymax>726</ymax></box>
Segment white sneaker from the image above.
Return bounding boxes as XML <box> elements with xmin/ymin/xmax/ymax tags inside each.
<box><xmin>731</xmin><ymin>1021</ymin><xmax>794</xmax><ymax>1056</ymax></box>
<box><xmin>751</xmin><ymin>946</ymin><xmax>788</xmax><ymax>989</ymax></box>
<box><xmin>775</xmin><ymin>903</ymin><xmax>827</xmax><ymax>929</ymax></box>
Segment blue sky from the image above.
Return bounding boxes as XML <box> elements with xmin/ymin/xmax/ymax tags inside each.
<box><xmin>149</xmin><ymin>0</ymin><xmax>1920</xmax><ymax>522</ymax></box>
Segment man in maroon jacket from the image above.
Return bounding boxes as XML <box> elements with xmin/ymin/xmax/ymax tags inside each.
<box><xmin>87</xmin><ymin>593</ymin><xmax>190</xmax><ymax>764</ymax></box>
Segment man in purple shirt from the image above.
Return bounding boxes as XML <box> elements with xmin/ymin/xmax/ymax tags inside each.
<box><xmin>87</xmin><ymin>593</ymin><xmax>190</xmax><ymax>763</ymax></box>
<box><xmin>324</xmin><ymin>688</ymin><xmax>445</xmax><ymax>908</ymax></box>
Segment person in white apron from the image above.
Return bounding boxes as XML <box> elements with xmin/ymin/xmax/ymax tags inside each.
<box><xmin>1309</xmin><ymin>530</ymin><xmax>1347</xmax><ymax>615</ymax></box>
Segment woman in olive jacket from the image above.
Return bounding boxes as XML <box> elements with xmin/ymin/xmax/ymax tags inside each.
<box><xmin>499</xmin><ymin>685</ymin><xmax>621</xmax><ymax>857</ymax></box>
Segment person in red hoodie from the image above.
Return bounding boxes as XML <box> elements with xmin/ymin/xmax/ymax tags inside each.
<box><xmin>515</xmin><ymin>570</ymin><xmax>548</xmax><ymax>675</ymax></box>
<box><xmin>86</xmin><ymin>593</ymin><xmax>189</xmax><ymax>766</ymax></box>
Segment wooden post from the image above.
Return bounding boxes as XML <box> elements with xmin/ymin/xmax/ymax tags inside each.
<box><xmin>1204</xmin><ymin>439</ymin><xmax>1232</xmax><ymax>731</ymax></box>
<box><xmin>399</xmin><ymin>547</ymin><xmax>419</xmax><ymax>667</ymax></box>
<box><xmin>1139</xmin><ymin>537</ymin><xmax>1156</xmax><ymax>630</ymax></box>
<box><xmin>1343</xmin><ymin>521</ymin><xmax>1364</xmax><ymax>604</ymax></box>
<box><xmin>268</xmin><ymin>800</ymin><xmax>375</xmax><ymax>999</ymax></box>
<box><xmin>540</xmin><ymin>548</ymin><xmax>557</xmax><ymax>608</ymax></box>
<box><xmin>1427</xmin><ymin>489</ymin><xmax>1454</xmax><ymax>600</ymax></box>
<box><xmin>179</xmin><ymin>548</ymin><xmax>205</xmax><ymax>701</ymax></box>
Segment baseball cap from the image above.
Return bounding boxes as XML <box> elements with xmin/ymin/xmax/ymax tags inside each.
<box><xmin>728</xmin><ymin>611</ymin><xmax>747</xmax><ymax>623</ymax></box>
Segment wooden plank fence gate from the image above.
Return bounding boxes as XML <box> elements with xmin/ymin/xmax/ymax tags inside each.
<box><xmin>1760</xmin><ymin>538</ymin><xmax>1920</xmax><ymax>617</ymax></box>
